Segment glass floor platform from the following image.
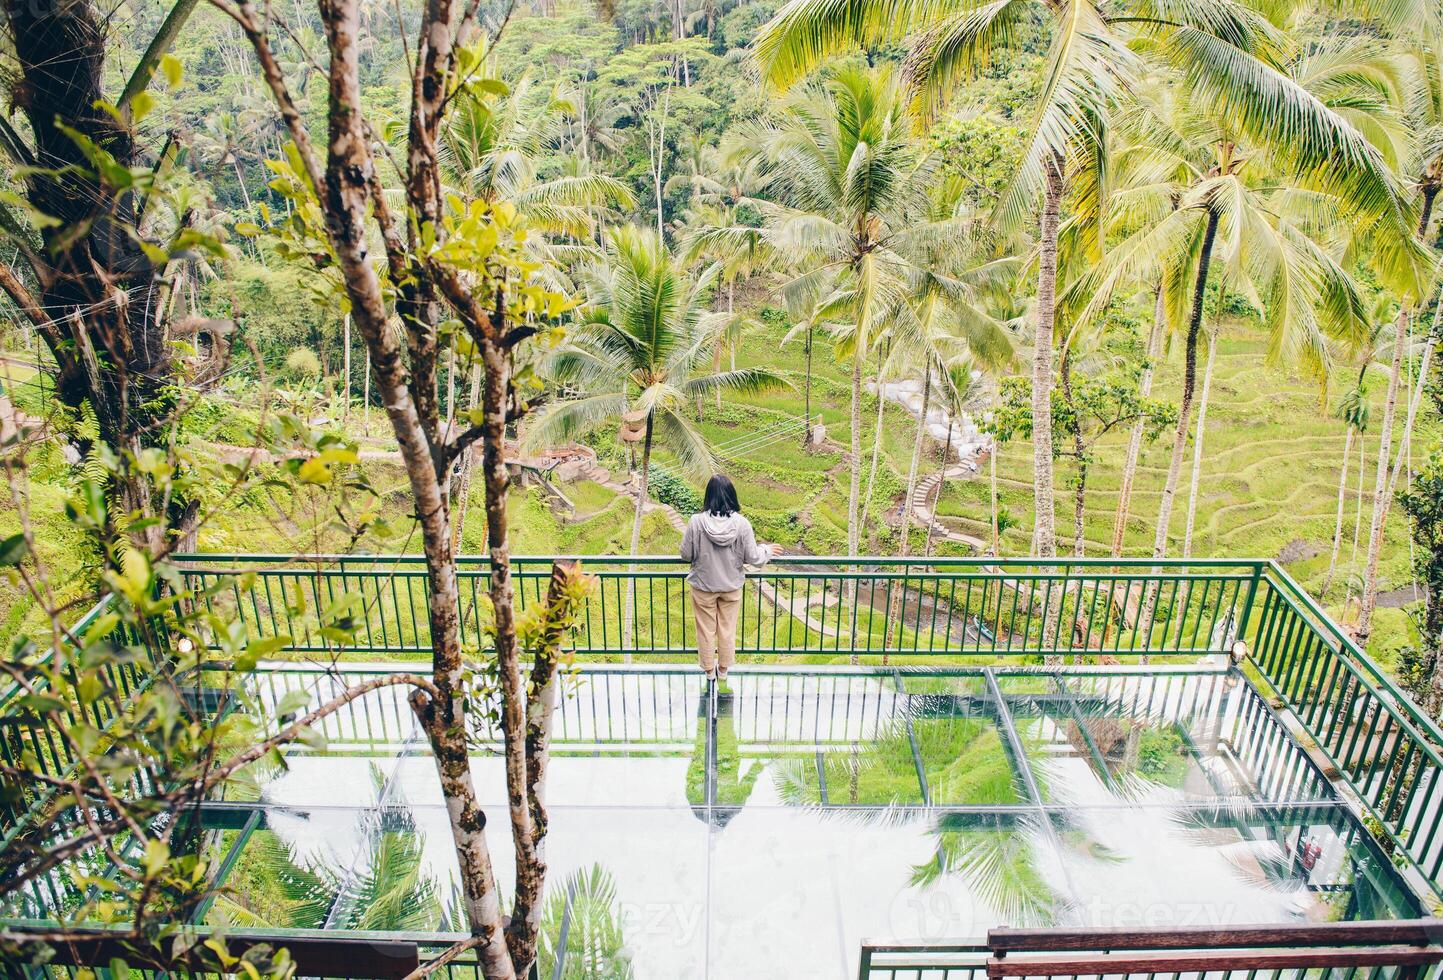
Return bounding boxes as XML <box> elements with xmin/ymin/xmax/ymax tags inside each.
<box><xmin>13</xmin><ymin>664</ymin><xmax>1424</xmax><ymax>979</ymax></box>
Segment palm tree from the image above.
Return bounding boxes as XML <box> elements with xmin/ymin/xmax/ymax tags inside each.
<box><xmin>754</xmin><ymin>0</ymin><xmax>1420</xmax><ymax>556</ymax></box>
<box><xmin>525</xmin><ymin>226</ymin><xmax>786</xmax><ymax>645</ymax></box>
<box><xmin>1324</xmin><ymin>373</ymin><xmax>1371</xmax><ymax>596</ymax></box>
<box><xmin>674</xmin><ymin>148</ymin><xmax>780</xmax><ymax>413</ymax></box>
<box><xmin>443</xmin><ymin>71</ymin><xmax>635</xmax><ymax>242</ymax></box>
<box><xmin>1354</xmin><ymin>35</ymin><xmax>1443</xmax><ymax>643</ymax></box>
<box><xmin>715</xmin><ymin>66</ymin><xmax>961</xmax><ymax>561</ymax></box>
<box><xmin>537</xmin><ymin>865</ymin><xmax>634</xmax><ymax>979</ymax></box>
<box><xmin>1072</xmin><ymin>92</ymin><xmax>1377</xmax><ymax>562</ymax></box>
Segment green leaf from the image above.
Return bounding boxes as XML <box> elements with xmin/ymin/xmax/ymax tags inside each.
<box><xmin>275</xmin><ymin>689</ymin><xmax>312</xmax><ymax>717</ymax></box>
<box><xmin>131</xmin><ymin>90</ymin><xmax>156</xmax><ymax>123</ymax></box>
<box><xmin>143</xmin><ymin>839</ymin><xmax>170</xmax><ymax>876</ymax></box>
<box><xmin>160</xmin><ymin>53</ymin><xmax>183</xmax><ymax>90</ymax></box>
<box><xmin>0</xmin><ymin>533</ymin><xmax>28</xmax><ymax>567</ymax></box>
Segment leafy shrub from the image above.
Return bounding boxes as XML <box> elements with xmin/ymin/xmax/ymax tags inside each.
<box><xmin>649</xmin><ymin>467</ymin><xmax>702</xmax><ymax>515</ymax></box>
<box><xmin>286</xmin><ymin>347</ymin><xmax>322</xmax><ymax>378</ymax></box>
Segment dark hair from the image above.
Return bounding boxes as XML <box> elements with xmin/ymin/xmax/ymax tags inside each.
<box><xmin>703</xmin><ymin>474</ymin><xmax>740</xmax><ymax>517</ymax></box>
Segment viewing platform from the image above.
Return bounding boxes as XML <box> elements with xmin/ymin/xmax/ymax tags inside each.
<box><xmin>7</xmin><ymin>556</ymin><xmax>1443</xmax><ymax>979</ymax></box>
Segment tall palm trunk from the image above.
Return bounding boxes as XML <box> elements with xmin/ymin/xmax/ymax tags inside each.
<box><xmin>887</xmin><ymin>371</ymin><xmax>931</xmax><ymax>664</ymax></box>
<box><xmin>846</xmin><ymin>353</ymin><xmax>863</xmax><ymax>665</ymax></box>
<box><xmin>1153</xmin><ymin>207</ymin><xmax>1220</xmax><ymax>559</ymax></box>
<box><xmin>926</xmin><ymin>418</ymin><xmax>953</xmax><ymax>558</ymax></box>
<box><xmin>1182</xmin><ymin>330</ymin><xmax>1216</xmax><ymax>558</ymax></box>
<box><xmin>1059</xmin><ymin>349</ymin><xmax>1086</xmax><ymax>557</ymax></box>
<box><xmin>1032</xmin><ymin>157</ymin><xmax>1063</xmax><ymax>558</ymax></box>
<box><xmin>802</xmin><ymin>320</ymin><xmax>814</xmax><ymax>447</ymax></box>
<box><xmin>623</xmin><ymin>411</ymin><xmax>656</xmax><ymax>658</ymax></box>
<box><xmin>1112</xmin><ymin>291</ymin><xmax>1165</xmax><ymax>556</ymax></box>
<box><xmin>1359</xmin><ymin>323</ymin><xmax>1436</xmax><ymax>641</ymax></box>
<box><xmin>898</xmin><ymin>372</ymin><xmax>931</xmax><ymax>555</ymax></box>
<box><xmin>1141</xmin><ymin>206</ymin><xmax>1219</xmax><ymax>653</ymax></box>
<box><xmin>861</xmin><ymin>350</ymin><xmax>887</xmax><ymax>530</ymax></box>
<box><xmin>1352</xmin><ymin>430</ymin><xmax>1366</xmax><ymax>564</ymax></box>
<box><xmin>1356</xmin><ymin>309</ymin><xmax>1408</xmax><ymax>645</ymax></box>
<box><xmin>990</xmin><ymin>444</ymin><xmax>999</xmax><ymax>556</ymax></box>
<box><xmin>847</xmin><ymin>354</ymin><xmax>864</xmax><ymax>557</ymax></box>
<box><xmin>1357</xmin><ymin>198</ymin><xmax>1440</xmax><ymax>643</ymax></box>
<box><xmin>1323</xmin><ymin>424</ymin><xmax>1355</xmax><ymax>597</ymax></box>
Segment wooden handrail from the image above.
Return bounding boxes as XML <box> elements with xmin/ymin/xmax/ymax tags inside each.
<box><xmin>988</xmin><ymin>918</ymin><xmax>1443</xmax><ymax>953</ymax></box>
<box><xmin>986</xmin><ymin>946</ymin><xmax>1443</xmax><ymax>978</ymax></box>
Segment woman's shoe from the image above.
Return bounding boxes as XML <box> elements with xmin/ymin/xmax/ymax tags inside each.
<box><xmin>717</xmin><ymin>669</ymin><xmax>729</xmax><ymax>682</ymax></box>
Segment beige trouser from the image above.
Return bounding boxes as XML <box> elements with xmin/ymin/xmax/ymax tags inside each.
<box><xmin>693</xmin><ymin>587</ymin><xmax>743</xmax><ymax>672</ymax></box>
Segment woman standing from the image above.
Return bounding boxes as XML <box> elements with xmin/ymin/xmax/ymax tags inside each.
<box><xmin>680</xmin><ymin>474</ymin><xmax>781</xmax><ymax>680</ymax></box>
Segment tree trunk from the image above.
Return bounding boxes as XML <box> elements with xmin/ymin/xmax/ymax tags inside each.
<box><xmin>1359</xmin><ymin>325</ymin><xmax>1436</xmax><ymax>638</ymax></box>
<box><xmin>926</xmin><ymin>418</ymin><xmax>953</xmax><ymax>559</ymax></box>
<box><xmin>803</xmin><ymin>320</ymin><xmax>814</xmax><ymax>448</ymax></box>
<box><xmin>623</xmin><ymin>412</ymin><xmax>655</xmax><ymax>657</ymax></box>
<box><xmin>1112</xmin><ymin>290</ymin><xmax>1165</xmax><ymax>557</ymax></box>
<box><xmin>2</xmin><ymin>0</ymin><xmax>198</xmax><ymax>552</ymax></box>
<box><xmin>1323</xmin><ymin>424</ymin><xmax>1355</xmax><ymax>597</ymax></box>
<box><xmin>1031</xmin><ymin>156</ymin><xmax>1064</xmax><ymax>558</ymax></box>
<box><xmin>847</xmin><ymin>355</ymin><xmax>863</xmax><ymax>558</ymax></box>
<box><xmin>1182</xmin><ymin>330</ymin><xmax>1216</xmax><ymax>558</ymax></box>
<box><xmin>990</xmin><ymin>441</ymin><xmax>999</xmax><ymax>556</ymax></box>
<box><xmin>1356</xmin><ymin>308</ymin><xmax>1409</xmax><ymax>645</ymax></box>
<box><xmin>1353</xmin><ymin>429</ymin><xmax>1366</xmax><ymax>564</ymax></box>
<box><xmin>1059</xmin><ymin>350</ymin><xmax>1085</xmax><ymax>558</ymax></box>
<box><xmin>898</xmin><ymin>372</ymin><xmax>930</xmax><ymax>558</ymax></box>
<box><xmin>861</xmin><ymin>350</ymin><xmax>887</xmax><ymax>532</ymax></box>
<box><xmin>885</xmin><ymin>371</ymin><xmax>930</xmax><ymax>665</ymax></box>
<box><xmin>1152</xmin><ymin>207</ymin><xmax>1220</xmax><ymax>560</ymax></box>
<box><xmin>846</xmin><ymin>353</ymin><xmax>862</xmax><ymax>665</ymax></box>
<box><xmin>342</xmin><ymin>313</ymin><xmax>352</xmax><ymax>426</ymax></box>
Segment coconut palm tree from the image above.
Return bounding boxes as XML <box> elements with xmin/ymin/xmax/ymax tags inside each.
<box><xmin>754</xmin><ymin>0</ymin><xmax>1421</xmax><ymax>556</ymax></box>
<box><xmin>1070</xmin><ymin>84</ymin><xmax>1380</xmax><ymax>562</ymax></box>
<box><xmin>714</xmin><ymin>66</ymin><xmax>965</xmax><ymax>561</ymax></box>
<box><xmin>525</xmin><ymin>226</ymin><xmax>786</xmax><ymax>645</ymax></box>
<box><xmin>674</xmin><ymin>150</ymin><xmax>781</xmax><ymax>412</ymax></box>
<box><xmin>1325</xmin><ymin>372</ymin><xmax>1372</xmax><ymax>597</ymax></box>
<box><xmin>443</xmin><ymin>70</ymin><xmax>635</xmax><ymax>242</ymax></box>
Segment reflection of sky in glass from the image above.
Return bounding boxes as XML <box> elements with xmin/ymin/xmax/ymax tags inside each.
<box><xmin>190</xmin><ymin>666</ymin><xmax>1426</xmax><ymax>978</ymax></box>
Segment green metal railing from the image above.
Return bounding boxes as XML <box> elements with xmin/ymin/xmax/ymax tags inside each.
<box><xmin>171</xmin><ymin>554</ymin><xmax>1264</xmax><ymax>661</ymax></box>
<box><xmin>162</xmin><ymin>553</ymin><xmax>1443</xmax><ymax>899</ymax></box>
<box><xmin>1245</xmin><ymin>569</ymin><xmax>1443</xmax><ymax>900</ymax></box>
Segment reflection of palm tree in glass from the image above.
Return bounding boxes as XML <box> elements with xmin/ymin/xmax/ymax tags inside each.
<box><xmin>210</xmin><ymin>807</ymin><xmax>444</xmax><ymax>931</ymax></box>
<box><xmin>686</xmin><ymin>689</ymin><xmax>759</xmax><ymax>828</ymax></box>
<box><xmin>538</xmin><ymin>864</ymin><xmax>635</xmax><ymax>980</ymax></box>
<box><xmin>208</xmin><ymin>763</ymin><xmax>450</xmax><ymax>932</ymax></box>
<box><xmin>765</xmin><ymin>686</ymin><xmax>1067</xmax><ymax>926</ymax></box>
<box><xmin>1164</xmin><ymin>801</ymin><xmax>1416</xmax><ymax>922</ymax></box>
<box><xmin>914</xmin><ymin>819</ymin><xmax>1061</xmax><ymax>927</ymax></box>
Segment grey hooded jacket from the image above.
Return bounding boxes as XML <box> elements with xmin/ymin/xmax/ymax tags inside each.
<box><xmin>680</xmin><ymin>511</ymin><xmax>772</xmax><ymax>593</ymax></box>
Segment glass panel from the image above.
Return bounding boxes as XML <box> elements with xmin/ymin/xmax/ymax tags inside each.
<box><xmin>726</xmin><ymin>673</ymin><xmax>923</xmax><ymax>807</ymax></box>
<box><xmin>994</xmin><ymin>670</ymin><xmax>1330</xmax><ymax>806</ymax></box>
<box><xmin>205</xmin><ymin>811</ymin><xmax>376</xmax><ymax>930</ymax></box>
<box><xmin>1051</xmin><ymin>802</ymin><xmax>1422</xmax><ymax>927</ymax></box>
<box><xmin>708</xmin><ymin>807</ymin><xmax>1061</xmax><ymax>978</ymax></box>
<box><xmin>899</xmin><ymin>673</ymin><xmax>1028</xmax><ymax>806</ymax></box>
